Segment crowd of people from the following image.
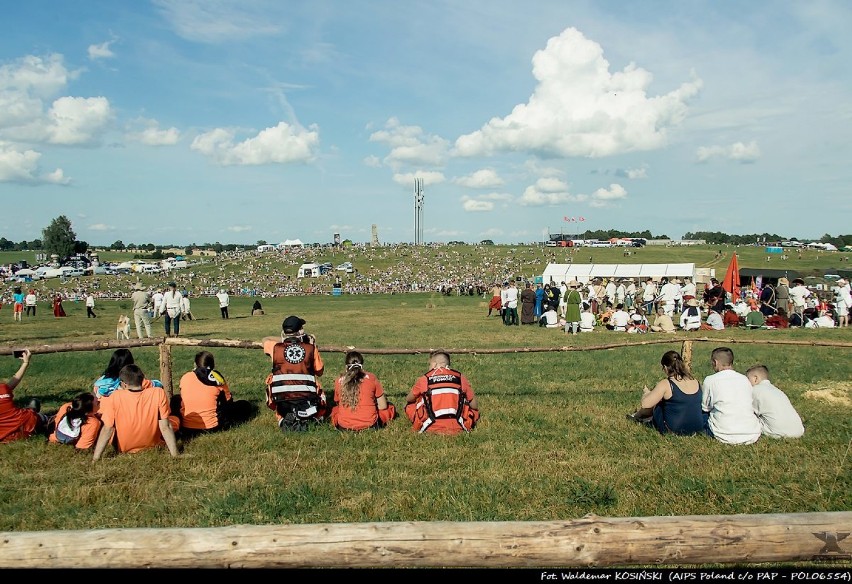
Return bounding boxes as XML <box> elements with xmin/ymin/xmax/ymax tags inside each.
<box><xmin>628</xmin><ymin>347</ymin><xmax>804</xmax><ymax>444</ymax></box>
<box><xmin>490</xmin><ymin>275</ymin><xmax>852</xmax><ymax>334</ymax></box>
<box><xmin>0</xmin><ymin>314</ymin><xmax>481</xmax><ymax>453</ymax></box>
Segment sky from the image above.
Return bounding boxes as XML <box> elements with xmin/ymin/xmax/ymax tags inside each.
<box><xmin>0</xmin><ymin>1</ymin><xmax>850</xmax><ymax>247</ymax></box>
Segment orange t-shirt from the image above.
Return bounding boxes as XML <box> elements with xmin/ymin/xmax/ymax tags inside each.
<box><xmin>332</xmin><ymin>371</ymin><xmax>385</xmax><ymax>431</ymax></box>
<box><xmin>48</xmin><ymin>402</ymin><xmax>102</xmax><ymax>450</ymax></box>
<box><xmin>178</xmin><ymin>371</ymin><xmax>231</xmax><ymax>430</ymax></box>
<box><xmin>97</xmin><ymin>385</ymin><xmax>171</xmax><ymax>454</ymax></box>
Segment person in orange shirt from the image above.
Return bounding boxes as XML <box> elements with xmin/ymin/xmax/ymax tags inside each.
<box><xmin>175</xmin><ymin>350</ymin><xmax>253</xmax><ymax>437</ymax></box>
<box><xmin>262</xmin><ymin>315</ymin><xmax>327</xmax><ymax>431</ymax></box>
<box><xmin>49</xmin><ymin>392</ymin><xmax>102</xmax><ymax>449</ymax></box>
<box><xmin>405</xmin><ymin>350</ymin><xmax>479</xmax><ymax>435</ymax></box>
<box><xmin>330</xmin><ymin>351</ymin><xmax>396</xmax><ymax>431</ymax></box>
<box><xmin>92</xmin><ymin>364</ymin><xmax>179</xmax><ymax>461</ymax></box>
<box><xmin>0</xmin><ymin>349</ymin><xmax>50</xmax><ymax>444</ymax></box>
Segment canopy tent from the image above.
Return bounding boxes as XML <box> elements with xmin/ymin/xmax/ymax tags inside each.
<box><xmin>542</xmin><ymin>263</ymin><xmax>696</xmax><ymax>285</ymax></box>
<box><xmin>277</xmin><ymin>239</ymin><xmax>304</xmax><ymax>248</ymax></box>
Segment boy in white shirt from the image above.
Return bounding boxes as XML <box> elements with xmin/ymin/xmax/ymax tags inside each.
<box><xmin>701</xmin><ymin>347</ymin><xmax>762</xmax><ymax>445</ymax></box>
<box><xmin>746</xmin><ymin>365</ymin><xmax>804</xmax><ymax>439</ymax></box>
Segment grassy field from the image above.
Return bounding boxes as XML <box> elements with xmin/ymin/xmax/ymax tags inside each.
<box><xmin>0</xmin><ymin>245</ymin><xmax>850</xmax><ymax>568</ymax></box>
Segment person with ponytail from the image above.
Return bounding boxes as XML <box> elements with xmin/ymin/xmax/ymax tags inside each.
<box><xmin>49</xmin><ymin>392</ymin><xmax>102</xmax><ymax>449</ymax></box>
<box><xmin>330</xmin><ymin>351</ymin><xmax>395</xmax><ymax>431</ymax></box>
<box><xmin>175</xmin><ymin>350</ymin><xmax>253</xmax><ymax>437</ymax></box>
<box><xmin>626</xmin><ymin>350</ymin><xmax>705</xmax><ymax>435</ymax></box>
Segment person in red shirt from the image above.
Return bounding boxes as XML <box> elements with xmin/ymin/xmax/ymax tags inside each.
<box><xmin>0</xmin><ymin>349</ymin><xmax>50</xmax><ymax>444</ymax></box>
<box><xmin>330</xmin><ymin>351</ymin><xmax>396</xmax><ymax>431</ymax></box>
<box><xmin>405</xmin><ymin>350</ymin><xmax>480</xmax><ymax>435</ymax></box>
<box><xmin>92</xmin><ymin>364</ymin><xmax>179</xmax><ymax>461</ymax></box>
<box><xmin>176</xmin><ymin>350</ymin><xmax>253</xmax><ymax>437</ymax></box>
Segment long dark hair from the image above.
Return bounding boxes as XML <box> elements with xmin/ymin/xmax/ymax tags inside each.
<box><xmin>66</xmin><ymin>393</ymin><xmax>96</xmax><ymax>424</ymax></box>
<box><xmin>660</xmin><ymin>350</ymin><xmax>693</xmax><ymax>380</ymax></box>
<box><xmin>103</xmin><ymin>348</ymin><xmax>135</xmax><ymax>379</ymax></box>
<box><xmin>339</xmin><ymin>351</ymin><xmax>366</xmax><ymax>410</ymax></box>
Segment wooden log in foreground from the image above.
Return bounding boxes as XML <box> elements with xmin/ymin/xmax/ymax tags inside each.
<box><xmin>1</xmin><ymin>512</ymin><xmax>850</xmax><ymax>569</ymax></box>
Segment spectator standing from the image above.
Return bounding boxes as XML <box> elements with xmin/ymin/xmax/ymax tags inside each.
<box><xmin>502</xmin><ymin>280</ymin><xmax>519</xmax><ymax>326</ymax></box>
<box><xmin>520</xmin><ymin>282</ymin><xmax>537</xmax><ymax>324</ymax></box>
<box><xmin>131</xmin><ymin>282</ymin><xmax>153</xmax><ymax>339</ymax></box>
<box><xmin>775</xmin><ymin>278</ymin><xmax>791</xmax><ymax>317</ymax></box>
<box><xmin>834</xmin><ymin>278</ymin><xmax>851</xmax><ymax>328</ymax></box>
<box><xmin>701</xmin><ymin>347</ymin><xmax>762</xmax><ymax>445</ymax></box>
<box><xmin>152</xmin><ymin>288</ymin><xmax>165</xmax><ymax>318</ymax></box>
<box><xmin>788</xmin><ymin>279</ymin><xmax>811</xmax><ymax>324</ymax></box>
<box><xmin>746</xmin><ymin>365</ymin><xmax>804</xmax><ymax>439</ymax></box>
<box><xmin>216</xmin><ymin>289</ymin><xmax>230</xmax><ymax>319</ymax></box>
<box><xmin>24</xmin><ymin>289</ymin><xmax>37</xmax><ymax>317</ymax></box>
<box><xmin>85</xmin><ymin>292</ymin><xmax>97</xmax><ymax>318</ymax></box>
<box><xmin>641</xmin><ymin>278</ymin><xmax>657</xmax><ymax>316</ymax></box>
<box><xmin>180</xmin><ymin>292</ymin><xmax>194</xmax><ymax>321</ymax></box>
<box><xmin>12</xmin><ymin>287</ymin><xmax>24</xmax><ymax>322</ymax></box>
<box><xmin>563</xmin><ymin>280</ymin><xmax>583</xmax><ymax>335</ymax></box>
<box><xmin>159</xmin><ymin>282</ymin><xmax>183</xmax><ymax>337</ymax></box>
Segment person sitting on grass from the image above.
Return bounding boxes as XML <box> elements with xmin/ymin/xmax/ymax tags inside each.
<box><xmin>405</xmin><ymin>350</ymin><xmax>479</xmax><ymax>435</ymax></box>
<box><xmin>746</xmin><ymin>365</ymin><xmax>804</xmax><ymax>439</ymax></box>
<box><xmin>649</xmin><ymin>306</ymin><xmax>676</xmax><ymax>333</ymax></box>
<box><xmin>764</xmin><ymin>307</ymin><xmax>789</xmax><ymax>329</ymax></box>
<box><xmin>579</xmin><ymin>302</ymin><xmax>596</xmax><ymax>332</ymax></box>
<box><xmin>0</xmin><ymin>349</ymin><xmax>51</xmax><ymax>444</ymax></box>
<box><xmin>722</xmin><ymin>304</ymin><xmax>742</xmax><ymax>328</ymax></box>
<box><xmin>627</xmin><ymin>350</ymin><xmax>704</xmax><ymax>436</ymax></box>
<box><xmin>174</xmin><ymin>351</ymin><xmax>253</xmax><ymax>438</ymax></box>
<box><xmin>330</xmin><ymin>351</ymin><xmax>396</xmax><ymax>431</ymax></box>
<box><xmin>744</xmin><ymin>305</ymin><xmax>766</xmax><ymax>329</ymax></box>
<box><xmin>701</xmin><ymin>347</ymin><xmax>762</xmax><ymax>445</ymax></box>
<box><xmin>93</xmin><ymin>348</ymin><xmax>162</xmax><ymax>400</ymax></box>
<box><xmin>92</xmin><ymin>364</ymin><xmax>180</xmax><ymax>461</ymax></box>
<box><xmin>680</xmin><ymin>299</ymin><xmax>702</xmax><ymax>331</ymax></box>
<box><xmin>49</xmin><ymin>392</ymin><xmax>102</xmax><ymax>449</ymax></box>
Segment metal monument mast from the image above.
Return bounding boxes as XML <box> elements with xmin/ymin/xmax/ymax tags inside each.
<box><xmin>414</xmin><ymin>177</ymin><xmax>424</xmax><ymax>245</ymax></box>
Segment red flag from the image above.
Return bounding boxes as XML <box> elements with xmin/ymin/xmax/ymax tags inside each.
<box><xmin>721</xmin><ymin>254</ymin><xmax>740</xmax><ymax>302</ymax></box>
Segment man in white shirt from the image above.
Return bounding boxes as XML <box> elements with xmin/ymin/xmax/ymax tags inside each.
<box><xmin>159</xmin><ymin>281</ymin><xmax>183</xmax><ymax>337</ymax></box>
<box><xmin>609</xmin><ymin>304</ymin><xmax>630</xmax><ymax>331</ymax></box>
<box><xmin>85</xmin><ymin>293</ymin><xmax>97</xmax><ymax>318</ymax></box>
<box><xmin>701</xmin><ymin>347</ymin><xmax>762</xmax><ymax>445</ymax></box>
<box><xmin>579</xmin><ymin>303</ymin><xmax>596</xmax><ymax>332</ymax></box>
<box><xmin>680</xmin><ymin>277</ymin><xmax>697</xmax><ymax>303</ymax></box>
<box><xmin>641</xmin><ymin>278</ymin><xmax>658</xmax><ymax>316</ymax></box>
<box><xmin>502</xmin><ymin>280</ymin><xmax>519</xmax><ymax>326</ymax></box>
<box><xmin>558</xmin><ymin>281</ymin><xmax>568</xmax><ymax>318</ymax></box>
<box><xmin>658</xmin><ymin>277</ymin><xmax>680</xmax><ymax>316</ymax></box>
<box><xmin>788</xmin><ymin>279</ymin><xmax>811</xmax><ymax>324</ymax></box>
<box><xmin>152</xmin><ymin>288</ymin><xmax>165</xmax><ymax>317</ymax></box>
<box><xmin>705</xmin><ymin>309</ymin><xmax>724</xmax><ymax>330</ymax></box>
<box><xmin>604</xmin><ymin>279</ymin><xmax>617</xmax><ymax>307</ymax></box>
<box><xmin>746</xmin><ymin>365</ymin><xmax>804</xmax><ymax>439</ymax></box>
<box><xmin>216</xmin><ymin>288</ymin><xmax>230</xmax><ymax>319</ymax></box>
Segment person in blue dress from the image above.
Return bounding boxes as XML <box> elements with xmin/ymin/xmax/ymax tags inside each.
<box><xmin>534</xmin><ymin>283</ymin><xmax>545</xmax><ymax>319</ymax></box>
<box><xmin>627</xmin><ymin>350</ymin><xmax>705</xmax><ymax>435</ymax></box>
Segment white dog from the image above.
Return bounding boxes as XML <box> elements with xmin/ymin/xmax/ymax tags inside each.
<box><xmin>116</xmin><ymin>315</ymin><xmax>131</xmax><ymax>340</ymax></box>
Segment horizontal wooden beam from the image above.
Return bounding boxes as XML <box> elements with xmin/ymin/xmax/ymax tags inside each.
<box><xmin>1</xmin><ymin>512</ymin><xmax>850</xmax><ymax>568</ymax></box>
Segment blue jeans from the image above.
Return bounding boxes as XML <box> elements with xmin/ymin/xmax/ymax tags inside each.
<box><xmin>164</xmin><ymin>311</ymin><xmax>181</xmax><ymax>336</ymax></box>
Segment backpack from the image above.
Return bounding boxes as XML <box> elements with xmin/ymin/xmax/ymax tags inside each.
<box><xmin>55</xmin><ymin>414</ymin><xmax>83</xmax><ymax>445</ymax></box>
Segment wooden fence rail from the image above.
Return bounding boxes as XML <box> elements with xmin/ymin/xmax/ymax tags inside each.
<box><xmin>3</xmin><ymin>336</ymin><xmax>852</xmax><ymax>396</ymax></box>
<box><xmin>1</xmin><ymin>512</ymin><xmax>850</xmax><ymax>568</ymax></box>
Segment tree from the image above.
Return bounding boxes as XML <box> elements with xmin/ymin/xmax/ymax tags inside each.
<box><xmin>110</xmin><ymin>240</ymin><xmax>125</xmax><ymax>250</ymax></box>
<box><xmin>257</xmin><ymin>240</ymin><xmax>267</xmax><ymax>246</ymax></box>
<box><xmin>42</xmin><ymin>215</ymin><xmax>77</xmax><ymax>260</ymax></box>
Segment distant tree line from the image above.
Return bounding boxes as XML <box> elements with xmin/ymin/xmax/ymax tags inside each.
<box><xmin>683</xmin><ymin>231</ymin><xmax>852</xmax><ymax>247</ymax></box>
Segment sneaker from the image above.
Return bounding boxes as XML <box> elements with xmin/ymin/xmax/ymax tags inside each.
<box><xmin>27</xmin><ymin>398</ymin><xmax>41</xmax><ymax>413</ymax></box>
<box><xmin>626</xmin><ymin>411</ymin><xmax>653</xmax><ymax>424</ymax></box>
<box><xmin>279</xmin><ymin>412</ymin><xmax>299</xmax><ymax>433</ymax></box>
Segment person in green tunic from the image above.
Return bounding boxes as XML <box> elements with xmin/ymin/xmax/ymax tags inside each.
<box><xmin>563</xmin><ymin>280</ymin><xmax>583</xmax><ymax>335</ymax></box>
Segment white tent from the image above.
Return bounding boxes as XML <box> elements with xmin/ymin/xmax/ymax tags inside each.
<box><xmin>278</xmin><ymin>239</ymin><xmax>304</xmax><ymax>248</ymax></box>
<box><xmin>542</xmin><ymin>263</ymin><xmax>696</xmax><ymax>285</ymax></box>
<box><xmin>297</xmin><ymin>263</ymin><xmax>322</xmax><ymax>277</ymax></box>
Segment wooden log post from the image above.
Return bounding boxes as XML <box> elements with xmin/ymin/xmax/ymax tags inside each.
<box><xmin>0</xmin><ymin>512</ymin><xmax>849</xmax><ymax>569</ymax></box>
<box><xmin>159</xmin><ymin>342</ymin><xmax>173</xmax><ymax>398</ymax></box>
<box><xmin>681</xmin><ymin>339</ymin><xmax>693</xmax><ymax>368</ymax></box>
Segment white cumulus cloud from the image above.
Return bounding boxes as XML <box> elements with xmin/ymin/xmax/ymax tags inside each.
<box><xmin>46</xmin><ymin>96</ymin><xmax>112</xmax><ymax>145</ymax></box>
<box><xmin>370</xmin><ymin>117</ymin><xmax>449</xmax><ymax>168</ymax></box>
<box><xmin>590</xmin><ymin>183</ymin><xmax>627</xmax><ymax>207</ymax></box>
<box><xmin>455</xmin><ymin>27</ymin><xmax>702</xmax><ymax>159</ymax></box>
<box><xmin>696</xmin><ymin>141</ymin><xmax>761</xmax><ymax>163</ymax></box>
<box><xmin>0</xmin><ymin>143</ymin><xmax>69</xmax><ymax>184</ymax></box>
<box><xmin>191</xmin><ymin>122</ymin><xmax>319</xmax><ymax>165</ymax></box>
<box><xmin>461</xmin><ymin>196</ymin><xmax>494</xmax><ymax>212</ymax></box>
<box><xmin>127</xmin><ymin>119</ymin><xmax>180</xmax><ymax>146</ymax></box>
<box><xmin>88</xmin><ymin>223</ymin><xmax>113</xmax><ymax>231</ymax></box>
<box><xmin>392</xmin><ymin>170</ymin><xmax>445</xmax><ymax>186</ymax></box>
<box><xmin>519</xmin><ymin>177</ymin><xmax>587</xmax><ymax>206</ymax></box>
<box><xmin>88</xmin><ymin>41</ymin><xmax>116</xmax><ymax>60</ymax></box>
<box><xmin>227</xmin><ymin>225</ymin><xmax>252</xmax><ymax>232</ymax></box>
<box><xmin>454</xmin><ymin>168</ymin><xmax>505</xmax><ymax>188</ymax></box>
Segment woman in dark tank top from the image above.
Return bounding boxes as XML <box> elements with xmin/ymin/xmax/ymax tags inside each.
<box><xmin>630</xmin><ymin>350</ymin><xmax>705</xmax><ymax>435</ymax></box>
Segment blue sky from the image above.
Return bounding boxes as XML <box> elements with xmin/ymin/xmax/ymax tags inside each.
<box><xmin>1</xmin><ymin>0</ymin><xmax>850</xmax><ymax>246</ymax></box>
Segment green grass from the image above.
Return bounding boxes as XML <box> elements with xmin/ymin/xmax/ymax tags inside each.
<box><xmin>0</xmin><ymin>245</ymin><xmax>850</xmax><ymax>567</ymax></box>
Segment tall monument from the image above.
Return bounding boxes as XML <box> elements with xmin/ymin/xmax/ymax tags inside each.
<box><xmin>414</xmin><ymin>177</ymin><xmax>424</xmax><ymax>245</ymax></box>
<box><xmin>371</xmin><ymin>224</ymin><xmax>379</xmax><ymax>246</ymax></box>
